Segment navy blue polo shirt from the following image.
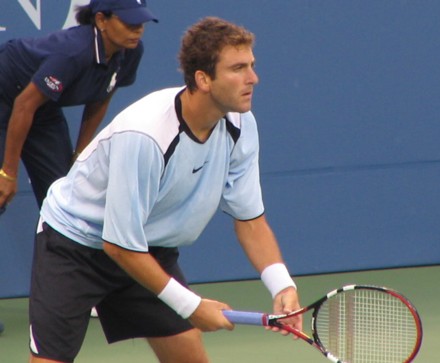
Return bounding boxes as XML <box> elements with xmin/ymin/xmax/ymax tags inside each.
<box><xmin>0</xmin><ymin>25</ymin><xmax>143</xmax><ymax>106</ymax></box>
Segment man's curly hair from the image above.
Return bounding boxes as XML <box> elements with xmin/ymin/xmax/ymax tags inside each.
<box><xmin>179</xmin><ymin>17</ymin><xmax>255</xmax><ymax>92</ymax></box>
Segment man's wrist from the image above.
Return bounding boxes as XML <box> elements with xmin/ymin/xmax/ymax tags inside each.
<box><xmin>158</xmin><ymin>278</ymin><xmax>202</xmax><ymax>319</ymax></box>
<box><xmin>261</xmin><ymin>263</ymin><xmax>297</xmax><ymax>298</ymax></box>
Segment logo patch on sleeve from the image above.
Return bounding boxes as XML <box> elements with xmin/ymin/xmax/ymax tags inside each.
<box><xmin>44</xmin><ymin>76</ymin><xmax>63</xmax><ymax>92</ymax></box>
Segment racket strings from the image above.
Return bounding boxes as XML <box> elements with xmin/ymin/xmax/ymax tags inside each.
<box><xmin>315</xmin><ymin>289</ymin><xmax>418</xmax><ymax>363</ymax></box>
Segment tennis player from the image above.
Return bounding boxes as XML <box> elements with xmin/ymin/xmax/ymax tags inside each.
<box><xmin>29</xmin><ymin>17</ymin><xmax>301</xmax><ymax>363</ymax></box>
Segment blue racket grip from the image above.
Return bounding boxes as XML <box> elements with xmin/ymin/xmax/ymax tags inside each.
<box><xmin>223</xmin><ymin>310</ymin><xmax>265</xmax><ymax>326</ymax></box>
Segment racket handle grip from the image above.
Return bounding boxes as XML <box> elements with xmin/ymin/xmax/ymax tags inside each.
<box><xmin>223</xmin><ymin>310</ymin><xmax>266</xmax><ymax>326</ymax></box>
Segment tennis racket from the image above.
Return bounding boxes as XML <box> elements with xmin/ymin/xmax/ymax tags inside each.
<box><xmin>223</xmin><ymin>285</ymin><xmax>423</xmax><ymax>363</ymax></box>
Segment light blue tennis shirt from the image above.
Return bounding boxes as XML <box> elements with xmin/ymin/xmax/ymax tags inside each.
<box><xmin>41</xmin><ymin>87</ymin><xmax>264</xmax><ymax>251</ymax></box>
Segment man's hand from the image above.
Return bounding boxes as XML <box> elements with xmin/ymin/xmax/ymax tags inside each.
<box><xmin>268</xmin><ymin>286</ymin><xmax>302</xmax><ymax>337</ymax></box>
<box><xmin>189</xmin><ymin>298</ymin><xmax>234</xmax><ymax>332</ymax></box>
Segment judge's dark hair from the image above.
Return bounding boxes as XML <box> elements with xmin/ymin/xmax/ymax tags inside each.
<box><xmin>75</xmin><ymin>5</ymin><xmax>112</xmax><ymax>25</ymax></box>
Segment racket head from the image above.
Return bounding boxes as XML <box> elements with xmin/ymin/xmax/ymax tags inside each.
<box><xmin>311</xmin><ymin>285</ymin><xmax>423</xmax><ymax>363</ymax></box>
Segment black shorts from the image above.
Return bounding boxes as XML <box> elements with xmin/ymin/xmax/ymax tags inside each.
<box><xmin>29</xmin><ymin>223</ymin><xmax>193</xmax><ymax>363</ymax></box>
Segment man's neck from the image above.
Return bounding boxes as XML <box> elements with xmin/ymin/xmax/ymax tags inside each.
<box><xmin>180</xmin><ymin>89</ymin><xmax>224</xmax><ymax>142</ymax></box>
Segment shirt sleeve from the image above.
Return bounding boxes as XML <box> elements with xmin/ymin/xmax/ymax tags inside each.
<box><xmin>102</xmin><ymin>131</ymin><xmax>164</xmax><ymax>251</ymax></box>
<box><xmin>32</xmin><ymin>54</ymin><xmax>81</xmax><ymax>101</ymax></box>
<box><xmin>220</xmin><ymin>112</ymin><xmax>265</xmax><ymax>220</ymax></box>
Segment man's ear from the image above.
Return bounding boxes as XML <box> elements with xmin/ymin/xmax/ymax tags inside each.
<box><xmin>194</xmin><ymin>70</ymin><xmax>211</xmax><ymax>93</ymax></box>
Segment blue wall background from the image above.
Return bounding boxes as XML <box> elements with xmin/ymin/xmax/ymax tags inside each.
<box><xmin>0</xmin><ymin>0</ymin><xmax>439</xmax><ymax>297</ymax></box>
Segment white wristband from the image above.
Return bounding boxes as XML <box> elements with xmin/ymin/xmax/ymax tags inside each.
<box><xmin>158</xmin><ymin>278</ymin><xmax>202</xmax><ymax>319</ymax></box>
<box><xmin>261</xmin><ymin>263</ymin><xmax>297</xmax><ymax>298</ymax></box>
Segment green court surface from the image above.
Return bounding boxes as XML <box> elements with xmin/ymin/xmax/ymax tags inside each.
<box><xmin>0</xmin><ymin>265</ymin><xmax>438</xmax><ymax>362</ymax></box>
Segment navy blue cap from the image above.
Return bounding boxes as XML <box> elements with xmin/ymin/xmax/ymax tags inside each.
<box><xmin>90</xmin><ymin>0</ymin><xmax>158</xmax><ymax>25</ymax></box>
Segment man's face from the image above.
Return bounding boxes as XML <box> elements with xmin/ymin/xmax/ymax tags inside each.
<box><xmin>208</xmin><ymin>45</ymin><xmax>259</xmax><ymax>114</ymax></box>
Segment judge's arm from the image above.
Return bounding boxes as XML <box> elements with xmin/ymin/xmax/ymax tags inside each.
<box><xmin>0</xmin><ymin>82</ymin><xmax>48</xmax><ymax>206</ymax></box>
<box><xmin>73</xmin><ymin>92</ymin><xmax>114</xmax><ymax>161</ymax></box>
